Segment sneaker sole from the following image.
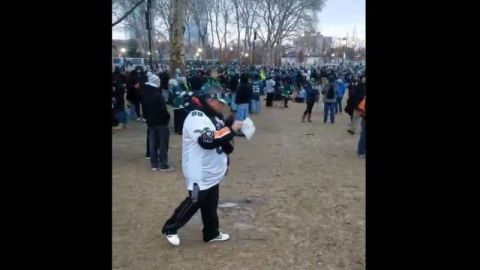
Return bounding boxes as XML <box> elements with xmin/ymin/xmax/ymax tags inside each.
<box><xmin>166</xmin><ymin>238</ymin><xmax>180</xmax><ymax>246</ymax></box>
<box><xmin>208</xmin><ymin>234</ymin><xmax>230</xmax><ymax>242</ymax></box>
<box><xmin>208</xmin><ymin>238</ymin><xmax>230</xmax><ymax>242</ymax></box>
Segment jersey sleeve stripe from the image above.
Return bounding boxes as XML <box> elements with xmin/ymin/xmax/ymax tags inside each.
<box><xmin>214</xmin><ymin>127</ymin><xmax>231</xmax><ymax>139</ymax></box>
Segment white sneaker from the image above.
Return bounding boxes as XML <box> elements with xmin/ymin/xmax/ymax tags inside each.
<box><xmin>165</xmin><ymin>234</ymin><xmax>180</xmax><ymax>246</ymax></box>
<box><xmin>208</xmin><ymin>232</ymin><xmax>230</xmax><ymax>242</ymax></box>
<box><xmin>160</xmin><ymin>166</ymin><xmax>176</xmax><ymax>172</ymax></box>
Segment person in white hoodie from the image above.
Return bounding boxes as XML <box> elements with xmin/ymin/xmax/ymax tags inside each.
<box><xmin>265</xmin><ymin>76</ymin><xmax>276</xmax><ymax>107</ymax></box>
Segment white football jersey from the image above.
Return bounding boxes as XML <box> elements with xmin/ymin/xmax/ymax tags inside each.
<box><xmin>182</xmin><ymin>110</ymin><xmax>228</xmax><ymax>191</ymax></box>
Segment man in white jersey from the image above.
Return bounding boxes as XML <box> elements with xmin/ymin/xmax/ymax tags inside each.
<box><xmin>161</xmin><ymin>93</ymin><xmax>243</xmax><ymax>246</ymax></box>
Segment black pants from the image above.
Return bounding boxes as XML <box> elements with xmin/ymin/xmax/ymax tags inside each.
<box><xmin>295</xmin><ymin>97</ymin><xmax>305</xmax><ymax>103</ymax></box>
<box><xmin>148</xmin><ymin>124</ymin><xmax>170</xmax><ymax>169</ymax></box>
<box><xmin>145</xmin><ymin>127</ymin><xmax>150</xmax><ymax>157</ymax></box>
<box><xmin>266</xmin><ymin>93</ymin><xmax>274</xmax><ymax>107</ymax></box>
<box><xmin>114</xmin><ymin>96</ymin><xmax>125</xmax><ymax>112</ymax></box>
<box><xmin>303</xmin><ymin>100</ymin><xmax>315</xmax><ymax>116</ymax></box>
<box><xmin>284</xmin><ymin>97</ymin><xmax>289</xmax><ymax>107</ymax></box>
<box><xmin>162</xmin><ymin>184</ymin><xmax>220</xmax><ymax>242</ymax></box>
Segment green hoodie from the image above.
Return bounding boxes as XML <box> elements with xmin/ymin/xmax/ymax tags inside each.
<box><xmin>201</xmin><ymin>78</ymin><xmax>223</xmax><ymax>95</ymax></box>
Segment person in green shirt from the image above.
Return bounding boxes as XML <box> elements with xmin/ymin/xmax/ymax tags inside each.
<box><xmin>282</xmin><ymin>76</ymin><xmax>293</xmax><ymax>108</ymax></box>
<box><xmin>200</xmin><ymin>69</ymin><xmax>223</xmax><ymax>95</ymax></box>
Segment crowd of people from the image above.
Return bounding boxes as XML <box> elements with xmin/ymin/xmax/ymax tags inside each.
<box><xmin>112</xmin><ymin>62</ymin><xmax>366</xmax><ymax>158</ymax></box>
<box><xmin>112</xmin><ymin>61</ymin><xmax>366</xmax><ymax>246</ymax></box>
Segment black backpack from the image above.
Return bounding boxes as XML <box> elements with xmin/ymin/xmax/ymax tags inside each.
<box><xmin>326</xmin><ymin>84</ymin><xmax>335</xmax><ymax>99</ymax></box>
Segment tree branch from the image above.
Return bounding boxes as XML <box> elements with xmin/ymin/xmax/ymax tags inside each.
<box><xmin>112</xmin><ymin>0</ymin><xmax>145</xmax><ymax>27</ymax></box>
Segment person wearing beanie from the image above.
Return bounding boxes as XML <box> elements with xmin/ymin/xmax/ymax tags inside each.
<box><xmin>142</xmin><ymin>72</ymin><xmax>174</xmax><ymax>171</ymax></box>
<box><xmin>161</xmin><ymin>93</ymin><xmax>243</xmax><ymax>246</ymax></box>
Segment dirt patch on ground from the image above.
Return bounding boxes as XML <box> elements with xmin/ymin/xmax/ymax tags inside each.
<box><xmin>113</xmin><ymin>99</ymin><xmax>365</xmax><ymax>270</ymax></box>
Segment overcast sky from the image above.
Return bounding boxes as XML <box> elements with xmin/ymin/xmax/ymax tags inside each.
<box><xmin>113</xmin><ymin>0</ymin><xmax>366</xmax><ymax>41</ymax></box>
<box><xmin>317</xmin><ymin>0</ymin><xmax>365</xmax><ymax>40</ymax></box>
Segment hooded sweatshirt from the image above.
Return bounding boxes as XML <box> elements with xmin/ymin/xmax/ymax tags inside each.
<box><xmin>304</xmin><ymin>82</ymin><xmax>318</xmax><ymax>103</ymax></box>
<box><xmin>322</xmin><ymin>81</ymin><xmax>338</xmax><ymax>103</ymax></box>
<box><xmin>143</xmin><ymin>73</ymin><xmax>170</xmax><ymax>126</ymax></box>
<box><xmin>336</xmin><ymin>79</ymin><xmax>346</xmax><ymax>97</ymax></box>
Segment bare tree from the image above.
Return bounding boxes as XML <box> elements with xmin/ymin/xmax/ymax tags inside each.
<box><xmin>207</xmin><ymin>0</ymin><xmax>215</xmax><ymax>59</ymax></box>
<box><xmin>220</xmin><ymin>0</ymin><xmax>233</xmax><ymax>60</ymax></box>
<box><xmin>297</xmin><ymin>49</ymin><xmax>306</xmax><ymax>64</ymax></box>
<box><xmin>237</xmin><ymin>0</ymin><xmax>260</xmax><ymax>52</ymax></box>
<box><xmin>185</xmin><ymin>1</ymin><xmax>193</xmax><ymax>59</ymax></box>
<box><xmin>232</xmin><ymin>0</ymin><xmax>241</xmax><ymax>60</ymax></box>
<box><xmin>113</xmin><ymin>0</ymin><xmax>150</xmax><ymax>53</ymax></box>
<box><xmin>190</xmin><ymin>0</ymin><xmax>209</xmax><ymax>47</ymax></box>
<box><xmin>153</xmin><ymin>0</ymin><xmax>173</xmax><ymax>41</ymax></box>
<box><xmin>112</xmin><ymin>0</ymin><xmax>144</xmax><ymax>27</ymax></box>
<box><xmin>213</xmin><ymin>0</ymin><xmax>223</xmax><ymax>59</ymax></box>
<box><xmin>170</xmin><ymin>0</ymin><xmax>187</xmax><ymax>76</ymax></box>
<box><xmin>255</xmin><ymin>0</ymin><xmax>325</xmax><ymax>65</ymax></box>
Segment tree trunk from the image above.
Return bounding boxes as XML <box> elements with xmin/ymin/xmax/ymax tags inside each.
<box><xmin>223</xmin><ymin>23</ymin><xmax>228</xmax><ymax>61</ymax></box>
<box><xmin>214</xmin><ymin>2</ymin><xmax>222</xmax><ymax>61</ymax></box>
<box><xmin>170</xmin><ymin>0</ymin><xmax>187</xmax><ymax>77</ymax></box>
<box><xmin>186</xmin><ymin>20</ymin><xmax>192</xmax><ymax>59</ymax></box>
<box><xmin>208</xmin><ymin>8</ymin><xmax>215</xmax><ymax>59</ymax></box>
<box><xmin>233</xmin><ymin>0</ymin><xmax>241</xmax><ymax>61</ymax></box>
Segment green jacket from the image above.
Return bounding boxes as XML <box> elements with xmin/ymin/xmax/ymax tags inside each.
<box><xmin>282</xmin><ymin>84</ymin><xmax>293</xmax><ymax>96</ymax></box>
<box><xmin>201</xmin><ymin>78</ymin><xmax>223</xmax><ymax>95</ymax></box>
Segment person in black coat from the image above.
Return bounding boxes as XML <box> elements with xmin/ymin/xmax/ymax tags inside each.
<box><xmin>346</xmin><ymin>75</ymin><xmax>366</xmax><ymax>134</ymax></box>
<box><xmin>296</xmin><ymin>70</ymin><xmax>304</xmax><ymax>89</ymax></box>
<box><xmin>126</xmin><ymin>68</ymin><xmax>146</xmax><ymax>121</ymax></box>
<box><xmin>345</xmin><ymin>78</ymin><xmax>358</xmax><ymax>117</ymax></box>
<box><xmin>143</xmin><ymin>72</ymin><xmax>174</xmax><ymax>171</ymax></box>
<box><xmin>229</xmin><ymin>72</ymin><xmax>240</xmax><ymax>112</ymax></box>
<box><xmin>112</xmin><ymin>66</ymin><xmax>127</xmax><ymax>130</ymax></box>
<box><xmin>160</xmin><ymin>70</ymin><xmax>170</xmax><ymax>91</ymax></box>
<box><xmin>234</xmin><ymin>73</ymin><xmax>253</xmax><ymax>120</ymax></box>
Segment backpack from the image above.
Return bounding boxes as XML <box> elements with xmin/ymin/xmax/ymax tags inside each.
<box><xmin>326</xmin><ymin>84</ymin><xmax>335</xmax><ymax>99</ymax></box>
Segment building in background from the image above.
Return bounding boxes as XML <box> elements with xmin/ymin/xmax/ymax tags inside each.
<box><xmin>322</xmin><ymin>36</ymin><xmax>333</xmax><ymax>51</ymax></box>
